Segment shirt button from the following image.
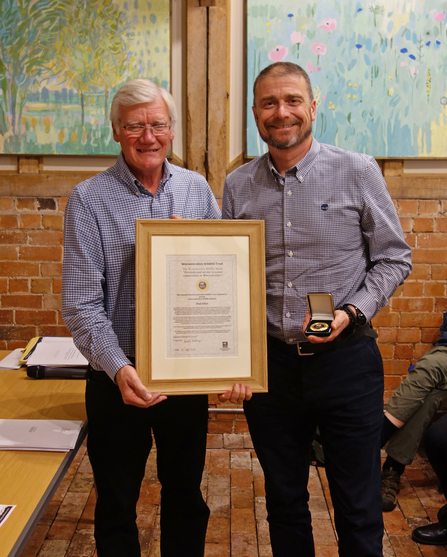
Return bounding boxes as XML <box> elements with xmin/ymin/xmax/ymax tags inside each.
<box><xmin>288</xmin><ymin>251</ymin><xmax>293</xmax><ymax>257</ymax></box>
<box><xmin>287</xmin><ymin>221</ymin><xmax>292</xmax><ymax>227</ymax></box>
<box><xmin>298</xmin><ymin>175</ymin><xmax>303</xmax><ymax>182</ymax></box>
<box><xmin>286</xmin><ymin>312</ymin><xmax>291</xmax><ymax>318</ymax></box>
<box><xmin>287</xmin><ymin>190</ymin><xmax>292</xmax><ymax>196</ymax></box>
<box><xmin>288</xmin><ymin>282</ymin><xmax>293</xmax><ymax>288</ymax></box>
<box><xmin>289</xmin><ymin>338</ymin><xmax>294</xmax><ymax>343</ymax></box>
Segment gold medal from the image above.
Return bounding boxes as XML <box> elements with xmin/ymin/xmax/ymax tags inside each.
<box><xmin>309</xmin><ymin>322</ymin><xmax>329</xmax><ymax>332</ymax></box>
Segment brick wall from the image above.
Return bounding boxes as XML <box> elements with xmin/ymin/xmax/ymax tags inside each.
<box><xmin>0</xmin><ymin>193</ymin><xmax>70</xmax><ymax>348</ymax></box>
<box><xmin>373</xmin><ymin>197</ymin><xmax>447</xmax><ymax>403</ymax></box>
<box><xmin>0</xmin><ymin>159</ymin><xmax>446</xmax><ymax>407</ymax></box>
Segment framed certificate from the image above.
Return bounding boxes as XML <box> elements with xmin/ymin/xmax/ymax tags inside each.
<box><xmin>135</xmin><ymin>219</ymin><xmax>267</xmax><ymax>395</ymax></box>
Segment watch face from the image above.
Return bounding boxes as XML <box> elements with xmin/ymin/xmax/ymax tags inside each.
<box><xmin>356</xmin><ymin>309</ymin><xmax>367</xmax><ymax>326</ymax></box>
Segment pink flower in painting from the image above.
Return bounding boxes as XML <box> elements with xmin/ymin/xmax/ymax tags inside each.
<box><xmin>268</xmin><ymin>45</ymin><xmax>288</xmax><ymax>62</ymax></box>
<box><xmin>306</xmin><ymin>62</ymin><xmax>321</xmax><ymax>73</ymax></box>
<box><xmin>290</xmin><ymin>31</ymin><xmax>305</xmax><ymax>44</ymax></box>
<box><xmin>409</xmin><ymin>67</ymin><xmax>418</xmax><ymax>77</ymax></box>
<box><xmin>318</xmin><ymin>18</ymin><xmax>337</xmax><ymax>32</ymax></box>
<box><xmin>310</xmin><ymin>42</ymin><xmax>327</xmax><ymax>56</ymax></box>
<box><xmin>434</xmin><ymin>10</ymin><xmax>446</xmax><ymax>22</ymax></box>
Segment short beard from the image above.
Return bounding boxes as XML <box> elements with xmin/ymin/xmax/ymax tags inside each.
<box><xmin>261</xmin><ymin>124</ymin><xmax>312</xmax><ymax>150</ymax></box>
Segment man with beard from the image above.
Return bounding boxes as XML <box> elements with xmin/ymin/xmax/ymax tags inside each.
<box><xmin>222</xmin><ymin>62</ymin><xmax>412</xmax><ymax>557</ymax></box>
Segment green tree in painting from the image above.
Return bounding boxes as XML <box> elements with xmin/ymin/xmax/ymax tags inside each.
<box><xmin>96</xmin><ymin>2</ymin><xmax>135</xmax><ymax>122</ymax></box>
<box><xmin>0</xmin><ymin>0</ymin><xmax>69</xmax><ymax>137</ymax></box>
<box><xmin>55</xmin><ymin>0</ymin><xmax>134</xmax><ymax>127</ymax></box>
<box><xmin>0</xmin><ymin>0</ymin><xmax>166</xmax><ymax>154</ymax></box>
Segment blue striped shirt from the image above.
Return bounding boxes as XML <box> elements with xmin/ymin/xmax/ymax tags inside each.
<box><xmin>62</xmin><ymin>153</ymin><xmax>221</xmax><ymax>380</ymax></box>
<box><xmin>222</xmin><ymin>139</ymin><xmax>412</xmax><ymax>344</ymax></box>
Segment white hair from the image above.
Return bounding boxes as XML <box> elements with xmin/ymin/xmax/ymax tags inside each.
<box><xmin>110</xmin><ymin>79</ymin><xmax>177</xmax><ymax>128</ymax></box>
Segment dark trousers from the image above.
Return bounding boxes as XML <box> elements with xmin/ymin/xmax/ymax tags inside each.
<box><xmin>424</xmin><ymin>413</ymin><xmax>447</xmax><ymax>496</ymax></box>
<box><xmin>244</xmin><ymin>335</ymin><xmax>384</xmax><ymax>557</ymax></box>
<box><xmin>86</xmin><ymin>369</ymin><xmax>210</xmax><ymax>557</ymax></box>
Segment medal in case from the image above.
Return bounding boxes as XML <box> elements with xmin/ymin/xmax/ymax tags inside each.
<box><xmin>304</xmin><ymin>293</ymin><xmax>335</xmax><ymax>337</ymax></box>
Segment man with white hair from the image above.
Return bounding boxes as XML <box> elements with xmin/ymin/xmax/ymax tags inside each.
<box><xmin>62</xmin><ymin>79</ymin><xmax>244</xmax><ymax>556</ymax></box>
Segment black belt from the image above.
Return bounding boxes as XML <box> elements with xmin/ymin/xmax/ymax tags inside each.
<box><xmin>268</xmin><ymin>336</ymin><xmax>336</xmax><ymax>355</ymax></box>
<box><xmin>269</xmin><ymin>323</ymin><xmax>377</xmax><ymax>356</ymax></box>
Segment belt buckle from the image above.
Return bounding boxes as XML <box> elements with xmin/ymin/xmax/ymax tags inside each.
<box><xmin>297</xmin><ymin>342</ymin><xmax>314</xmax><ymax>356</ymax></box>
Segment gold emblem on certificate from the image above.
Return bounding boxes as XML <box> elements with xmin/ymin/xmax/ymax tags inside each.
<box><xmin>196</xmin><ymin>279</ymin><xmax>209</xmax><ymax>292</ymax></box>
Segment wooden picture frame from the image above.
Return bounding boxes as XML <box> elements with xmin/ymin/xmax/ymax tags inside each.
<box><xmin>135</xmin><ymin>219</ymin><xmax>267</xmax><ymax>395</ymax></box>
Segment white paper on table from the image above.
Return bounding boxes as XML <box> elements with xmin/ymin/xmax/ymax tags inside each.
<box><xmin>0</xmin><ymin>419</ymin><xmax>83</xmax><ymax>452</ymax></box>
<box><xmin>0</xmin><ymin>349</ymin><xmax>23</xmax><ymax>370</ymax></box>
<box><xmin>26</xmin><ymin>338</ymin><xmax>88</xmax><ymax>367</ymax></box>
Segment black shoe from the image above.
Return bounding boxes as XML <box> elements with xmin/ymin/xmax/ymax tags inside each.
<box><xmin>438</xmin><ymin>503</ymin><xmax>447</xmax><ymax>523</ymax></box>
<box><xmin>381</xmin><ymin>468</ymin><xmax>401</xmax><ymax>512</ymax></box>
<box><xmin>412</xmin><ymin>522</ymin><xmax>447</xmax><ymax>545</ymax></box>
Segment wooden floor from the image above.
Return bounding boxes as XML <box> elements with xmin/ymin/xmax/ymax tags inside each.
<box><xmin>17</xmin><ymin>436</ymin><xmax>447</xmax><ymax>557</ymax></box>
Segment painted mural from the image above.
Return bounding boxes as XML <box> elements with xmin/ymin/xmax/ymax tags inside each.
<box><xmin>247</xmin><ymin>1</ymin><xmax>447</xmax><ymax>157</ymax></box>
<box><xmin>0</xmin><ymin>0</ymin><xmax>170</xmax><ymax>155</ymax></box>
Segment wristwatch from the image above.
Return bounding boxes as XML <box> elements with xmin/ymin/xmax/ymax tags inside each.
<box><xmin>353</xmin><ymin>307</ymin><xmax>367</xmax><ymax>327</ymax></box>
<box><xmin>340</xmin><ymin>305</ymin><xmax>367</xmax><ymax>327</ymax></box>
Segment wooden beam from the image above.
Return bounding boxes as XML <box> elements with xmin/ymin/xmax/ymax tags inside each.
<box><xmin>186</xmin><ymin>0</ymin><xmax>207</xmax><ymax>177</ymax></box>
<box><xmin>385</xmin><ymin>176</ymin><xmax>447</xmax><ymax>199</ymax></box>
<box><xmin>0</xmin><ymin>173</ymin><xmax>95</xmax><ymax>197</ymax></box>
<box><xmin>207</xmin><ymin>1</ymin><xmax>229</xmax><ymax>198</ymax></box>
<box><xmin>199</xmin><ymin>0</ymin><xmax>227</xmax><ymax>6</ymax></box>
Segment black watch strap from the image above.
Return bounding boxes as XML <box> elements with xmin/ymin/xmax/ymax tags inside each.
<box><xmin>340</xmin><ymin>305</ymin><xmax>356</xmax><ymax>328</ymax></box>
<box><xmin>340</xmin><ymin>305</ymin><xmax>367</xmax><ymax>328</ymax></box>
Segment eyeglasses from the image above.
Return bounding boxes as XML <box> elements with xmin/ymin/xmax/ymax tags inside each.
<box><xmin>120</xmin><ymin>123</ymin><xmax>171</xmax><ymax>136</ymax></box>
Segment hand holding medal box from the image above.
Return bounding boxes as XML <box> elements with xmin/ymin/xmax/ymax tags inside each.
<box><xmin>304</xmin><ymin>293</ymin><xmax>335</xmax><ymax>337</ymax></box>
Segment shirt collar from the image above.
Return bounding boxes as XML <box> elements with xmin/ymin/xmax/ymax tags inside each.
<box><xmin>267</xmin><ymin>137</ymin><xmax>321</xmax><ymax>181</ymax></box>
<box><xmin>115</xmin><ymin>152</ymin><xmax>172</xmax><ymax>195</ymax></box>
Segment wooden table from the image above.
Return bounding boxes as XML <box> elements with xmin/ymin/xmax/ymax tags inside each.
<box><xmin>0</xmin><ymin>351</ymin><xmax>87</xmax><ymax>557</ymax></box>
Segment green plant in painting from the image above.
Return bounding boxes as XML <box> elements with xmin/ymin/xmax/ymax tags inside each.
<box><xmin>0</xmin><ymin>0</ymin><xmax>147</xmax><ymax>154</ymax></box>
<box><xmin>368</xmin><ymin>5</ymin><xmax>385</xmax><ymax>28</ymax></box>
<box><xmin>55</xmin><ymin>0</ymin><xmax>134</xmax><ymax>127</ymax></box>
<box><xmin>0</xmin><ymin>0</ymin><xmax>69</xmax><ymax>138</ymax></box>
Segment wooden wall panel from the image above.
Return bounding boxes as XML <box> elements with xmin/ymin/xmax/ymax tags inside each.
<box><xmin>186</xmin><ymin>1</ymin><xmax>208</xmax><ymax>177</ymax></box>
<box><xmin>186</xmin><ymin>0</ymin><xmax>229</xmax><ymax>199</ymax></box>
<box><xmin>207</xmin><ymin>4</ymin><xmax>229</xmax><ymax>199</ymax></box>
